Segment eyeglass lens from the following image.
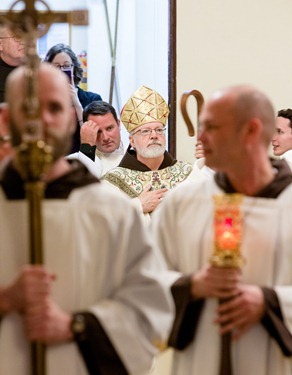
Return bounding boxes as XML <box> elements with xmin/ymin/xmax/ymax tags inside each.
<box><xmin>52</xmin><ymin>64</ymin><xmax>73</xmax><ymax>69</ymax></box>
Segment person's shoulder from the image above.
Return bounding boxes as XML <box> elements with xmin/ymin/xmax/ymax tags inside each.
<box><xmin>167</xmin><ymin>159</ymin><xmax>193</xmax><ymax>180</ymax></box>
<box><xmin>171</xmin><ymin>159</ymin><xmax>193</xmax><ymax>171</ymax></box>
<box><xmin>166</xmin><ymin>174</ymin><xmax>218</xmax><ymax>204</ymax></box>
<box><xmin>0</xmin><ymin>57</ymin><xmax>14</xmax><ymax>69</ymax></box>
<box><xmin>187</xmin><ymin>158</ymin><xmax>215</xmax><ymax>183</ymax></box>
<box><xmin>65</xmin><ymin>152</ymin><xmax>79</xmax><ymax>160</ymax></box>
<box><xmin>175</xmin><ymin>160</ymin><xmax>193</xmax><ymax>168</ymax></box>
<box><xmin>70</xmin><ymin>180</ymin><xmax>141</xmax><ymax>228</ymax></box>
<box><xmin>86</xmin><ymin>91</ymin><xmax>102</xmax><ymax>101</ymax></box>
<box><xmin>77</xmin><ymin>87</ymin><xmax>102</xmax><ymax>102</ymax></box>
<box><xmin>71</xmin><ymin>175</ymin><xmax>131</xmax><ymax>204</ymax></box>
<box><xmin>154</xmin><ymin>177</ymin><xmax>217</xmax><ymax>223</ymax></box>
<box><xmin>282</xmin><ymin>150</ymin><xmax>292</xmax><ymax>170</ymax></box>
<box><xmin>103</xmin><ymin>166</ymin><xmax>126</xmax><ymax>179</ymax></box>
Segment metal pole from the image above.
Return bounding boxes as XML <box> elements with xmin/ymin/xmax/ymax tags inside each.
<box><xmin>104</xmin><ymin>0</ymin><xmax>121</xmax><ymax>106</ymax></box>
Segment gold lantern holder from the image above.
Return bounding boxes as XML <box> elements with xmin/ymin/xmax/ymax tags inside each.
<box><xmin>210</xmin><ymin>193</ymin><xmax>245</xmax><ymax>268</ymax></box>
<box><xmin>210</xmin><ymin>193</ymin><xmax>244</xmax><ymax>375</ymax></box>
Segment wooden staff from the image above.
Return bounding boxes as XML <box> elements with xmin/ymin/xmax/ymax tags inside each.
<box><xmin>13</xmin><ymin>11</ymin><xmax>53</xmax><ymax>375</ymax></box>
<box><xmin>4</xmin><ymin>2</ymin><xmax>54</xmax><ymax>374</ymax></box>
<box><xmin>17</xmin><ymin>139</ymin><xmax>53</xmax><ymax>375</ymax></box>
<box><xmin>180</xmin><ymin>89</ymin><xmax>204</xmax><ymax>136</ymax></box>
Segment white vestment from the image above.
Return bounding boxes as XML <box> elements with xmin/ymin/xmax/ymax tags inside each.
<box><xmin>187</xmin><ymin>157</ymin><xmax>215</xmax><ymax>183</ymax></box>
<box><xmin>152</xmin><ymin>177</ymin><xmax>292</xmax><ymax>375</ymax></box>
<box><xmin>0</xmin><ymin>180</ymin><xmax>173</xmax><ymax>375</ymax></box>
<box><xmin>67</xmin><ymin>143</ymin><xmax>124</xmax><ymax>178</ymax></box>
<box><xmin>96</xmin><ymin>147</ymin><xmax>124</xmax><ymax>175</ymax></box>
<box><xmin>281</xmin><ymin>150</ymin><xmax>292</xmax><ymax>170</ymax></box>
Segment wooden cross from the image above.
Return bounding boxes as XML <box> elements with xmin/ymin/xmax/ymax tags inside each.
<box><xmin>0</xmin><ymin>1</ymin><xmax>88</xmax><ymax>30</ymax></box>
<box><xmin>0</xmin><ymin>0</ymin><xmax>88</xmax><ymax>125</ymax></box>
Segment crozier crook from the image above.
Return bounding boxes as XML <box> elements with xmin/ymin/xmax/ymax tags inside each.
<box><xmin>180</xmin><ymin>89</ymin><xmax>204</xmax><ymax>137</ymax></box>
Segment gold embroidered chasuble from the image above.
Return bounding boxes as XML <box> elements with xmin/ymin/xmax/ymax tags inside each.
<box><xmin>105</xmin><ymin>161</ymin><xmax>192</xmax><ymax>198</ymax></box>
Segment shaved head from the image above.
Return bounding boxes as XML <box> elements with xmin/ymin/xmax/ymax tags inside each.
<box><xmin>209</xmin><ymin>85</ymin><xmax>275</xmax><ymax>146</ymax></box>
<box><xmin>5</xmin><ymin>62</ymin><xmax>70</xmax><ymax>107</ymax></box>
<box><xmin>199</xmin><ymin>84</ymin><xmax>276</xmax><ymax>174</ymax></box>
<box><xmin>5</xmin><ymin>63</ymin><xmax>74</xmax><ymax>160</ymax></box>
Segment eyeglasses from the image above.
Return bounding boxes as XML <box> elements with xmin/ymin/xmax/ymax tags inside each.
<box><xmin>132</xmin><ymin>127</ymin><xmax>166</xmax><ymax>137</ymax></box>
<box><xmin>52</xmin><ymin>63</ymin><xmax>74</xmax><ymax>70</ymax></box>
<box><xmin>0</xmin><ymin>36</ymin><xmax>21</xmax><ymax>42</ymax></box>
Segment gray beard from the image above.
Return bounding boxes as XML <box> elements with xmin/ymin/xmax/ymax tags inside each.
<box><xmin>137</xmin><ymin>144</ymin><xmax>165</xmax><ymax>158</ymax></box>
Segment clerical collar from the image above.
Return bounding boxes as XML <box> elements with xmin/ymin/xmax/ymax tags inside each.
<box><xmin>95</xmin><ymin>142</ymin><xmax>124</xmax><ymax>158</ymax></box>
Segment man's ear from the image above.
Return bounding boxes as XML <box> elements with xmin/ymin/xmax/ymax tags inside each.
<box><xmin>129</xmin><ymin>135</ymin><xmax>135</xmax><ymax>149</ymax></box>
<box><xmin>244</xmin><ymin>118</ymin><xmax>262</xmax><ymax>144</ymax></box>
<box><xmin>117</xmin><ymin>119</ymin><xmax>120</xmax><ymax>128</ymax></box>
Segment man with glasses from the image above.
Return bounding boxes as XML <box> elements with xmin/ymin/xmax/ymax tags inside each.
<box><xmin>0</xmin><ymin>25</ymin><xmax>25</xmax><ymax>103</ymax></box>
<box><xmin>104</xmin><ymin>86</ymin><xmax>192</xmax><ymax>224</ymax></box>
<box><xmin>272</xmin><ymin>109</ymin><xmax>292</xmax><ymax>168</ymax></box>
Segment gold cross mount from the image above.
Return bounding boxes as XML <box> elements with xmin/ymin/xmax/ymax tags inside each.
<box><xmin>0</xmin><ymin>0</ymin><xmax>88</xmax><ymax>39</ymax></box>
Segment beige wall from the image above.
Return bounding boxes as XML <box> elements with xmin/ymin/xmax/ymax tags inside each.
<box><xmin>176</xmin><ymin>0</ymin><xmax>292</xmax><ymax>163</ymax></box>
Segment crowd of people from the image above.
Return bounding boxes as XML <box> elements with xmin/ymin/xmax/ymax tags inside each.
<box><xmin>0</xmin><ymin>23</ymin><xmax>291</xmax><ymax>375</ymax></box>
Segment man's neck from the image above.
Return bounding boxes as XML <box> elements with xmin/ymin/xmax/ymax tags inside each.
<box><xmin>42</xmin><ymin>158</ymin><xmax>72</xmax><ymax>182</ymax></box>
<box><xmin>225</xmin><ymin>157</ymin><xmax>275</xmax><ymax>196</ymax></box>
<box><xmin>0</xmin><ymin>54</ymin><xmax>21</xmax><ymax>67</ymax></box>
<box><xmin>137</xmin><ymin>154</ymin><xmax>164</xmax><ymax>170</ymax></box>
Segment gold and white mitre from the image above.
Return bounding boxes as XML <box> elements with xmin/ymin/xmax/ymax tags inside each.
<box><xmin>120</xmin><ymin>85</ymin><xmax>170</xmax><ymax>133</ymax></box>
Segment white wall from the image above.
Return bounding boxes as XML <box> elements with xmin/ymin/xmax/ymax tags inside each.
<box><xmin>176</xmin><ymin>0</ymin><xmax>292</xmax><ymax>162</ymax></box>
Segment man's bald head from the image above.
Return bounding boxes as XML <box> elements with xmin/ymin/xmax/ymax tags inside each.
<box><xmin>5</xmin><ymin>62</ymin><xmax>70</xmax><ymax>106</ymax></box>
<box><xmin>4</xmin><ymin>63</ymin><xmax>75</xmax><ymax>159</ymax></box>
<box><xmin>199</xmin><ymin>84</ymin><xmax>276</xmax><ymax>174</ymax></box>
<box><xmin>208</xmin><ymin>85</ymin><xmax>275</xmax><ymax>146</ymax></box>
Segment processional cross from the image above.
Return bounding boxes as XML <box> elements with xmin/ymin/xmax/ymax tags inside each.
<box><xmin>0</xmin><ymin>1</ymin><xmax>88</xmax><ymax>374</ymax></box>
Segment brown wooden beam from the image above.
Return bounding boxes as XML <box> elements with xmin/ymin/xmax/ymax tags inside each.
<box><xmin>168</xmin><ymin>0</ymin><xmax>176</xmax><ymax>157</ymax></box>
<box><xmin>0</xmin><ymin>10</ymin><xmax>88</xmax><ymax>26</ymax></box>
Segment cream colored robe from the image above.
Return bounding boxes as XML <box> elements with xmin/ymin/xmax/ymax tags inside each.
<box><xmin>0</xmin><ymin>181</ymin><xmax>174</xmax><ymax>375</ymax></box>
<box><xmin>66</xmin><ymin>145</ymin><xmax>124</xmax><ymax>178</ymax></box>
<box><xmin>187</xmin><ymin>157</ymin><xmax>215</xmax><ymax>182</ymax></box>
<box><xmin>152</xmin><ymin>177</ymin><xmax>292</xmax><ymax>375</ymax></box>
